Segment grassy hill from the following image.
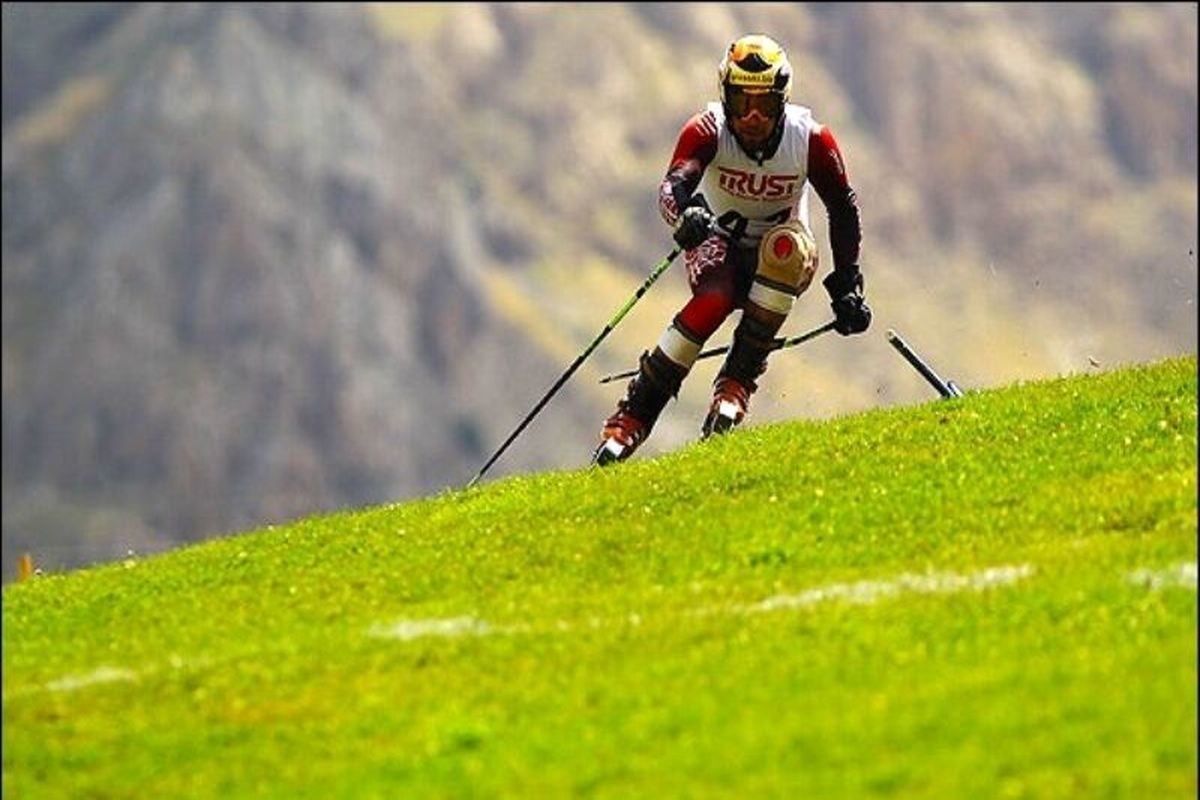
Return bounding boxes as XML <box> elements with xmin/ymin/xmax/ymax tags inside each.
<box><xmin>3</xmin><ymin>356</ymin><xmax>1196</xmax><ymax>798</ymax></box>
<box><xmin>5</xmin><ymin>4</ymin><xmax>1197</xmax><ymax>577</ymax></box>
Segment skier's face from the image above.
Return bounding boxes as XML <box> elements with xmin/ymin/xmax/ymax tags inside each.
<box><xmin>727</xmin><ymin>89</ymin><xmax>782</xmax><ymax>149</ymax></box>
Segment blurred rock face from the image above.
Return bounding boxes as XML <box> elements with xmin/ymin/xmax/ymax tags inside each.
<box><xmin>2</xmin><ymin>4</ymin><xmax>1196</xmax><ymax>576</ymax></box>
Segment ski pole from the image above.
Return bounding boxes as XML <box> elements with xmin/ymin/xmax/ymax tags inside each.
<box><xmin>466</xmin><ymin>244</ymin><xmax>684</xmax><ymax>488</ymax></box>
<box><xmin>885</xmin><ymin>328</ymin><xmax>963</xmax><ymax>398</ymax></box>
<box><xmin>597</xmin><ymin>319</ymin><xmax>838</xmax><ymax>385</ymax></box>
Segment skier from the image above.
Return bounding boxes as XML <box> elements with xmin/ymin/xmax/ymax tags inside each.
<box><xmin>594</xmin><ymin>33</ymin><xmax>871</xmax><ymax>465</ymax></box>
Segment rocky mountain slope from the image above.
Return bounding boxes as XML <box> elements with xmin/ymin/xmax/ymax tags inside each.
<box><xmin>3</xmin><ymin>3</ymin><xmax>1195</xmax><ymax>576</ymax></box>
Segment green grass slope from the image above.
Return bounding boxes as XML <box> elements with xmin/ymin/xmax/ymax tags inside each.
<box><xmin>4</xmin><ymin>356</ymin><xmax>1197</xmax><ymax>799</ymax></box>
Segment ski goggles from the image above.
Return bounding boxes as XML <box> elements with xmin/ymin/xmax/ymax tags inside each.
<box><xmin>725</xmin><ymin>88</ymin><xmax>784</xmax><ymax>120</ymax></box>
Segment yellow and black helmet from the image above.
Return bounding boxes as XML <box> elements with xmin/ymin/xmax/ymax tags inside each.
<box><xmin>717</xmin><ymin>34</ymin><xmax>792</xmax><ymax>117</ymax></box>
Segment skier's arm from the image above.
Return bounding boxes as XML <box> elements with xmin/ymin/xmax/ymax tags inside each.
<box><xmin>808</xmin><ymin>124</ymin><xmax>871</xmax><ymax>335</ymax></box>
<box><xmin>806</xmin><ymin>124</ymin><xmax>861</xmax><ymax>274</ymax></box>
<box><xmin>658</xmin><ymin>111</ymin><xmax>719</xmax><ymax>227</ymax></box>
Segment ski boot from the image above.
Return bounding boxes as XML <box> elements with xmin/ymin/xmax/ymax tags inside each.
<box><xmin>593</xmin><ymin>349</ymin><xmax>684</xmax><ymax>467</ymax></box>
<box><xmin>593</xmin><ymin>405</ymin><xmax>648</xmax><ymax>466</ymax></box>
<box><xmin>702</xmin><ymin>312</ymin><xmax>771</xmax><ymax>439</ymax></box>
<box><xmin>701</xmin><ymin>375</ymin><xmax>754</xmax><ymax>438</ymax></box>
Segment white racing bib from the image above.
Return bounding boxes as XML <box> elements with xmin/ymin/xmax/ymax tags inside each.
<box><xmin>697</xmin><ymin>102</ymin><xmax>819</xmax><ymax>249</ymax></box>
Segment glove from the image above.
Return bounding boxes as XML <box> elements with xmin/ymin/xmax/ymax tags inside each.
<box><xmin>823</xmin><ymin>268</ymin><xmax>872</xmax><ymax>335</ymax></box>
<box><xmin>673</xmin><ymin>205</ymin><xmax>715</xmax><ymax>250</ymax></box>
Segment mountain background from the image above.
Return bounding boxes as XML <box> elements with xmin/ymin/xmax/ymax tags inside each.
<box><xmin>3</xmin><ymin>2</ymin><xmax>1196</xmax><ymax>579</ymax></box>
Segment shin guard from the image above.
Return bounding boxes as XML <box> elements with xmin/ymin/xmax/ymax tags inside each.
<box><xmin>718</xmin><ymin>309</ymin><xmax>778</xmax><ymax>391</ymax></box>
<box><xmin>623</xmin><ymin>347</ymin><xmax>687</xmax><ymax>432</ymax></box>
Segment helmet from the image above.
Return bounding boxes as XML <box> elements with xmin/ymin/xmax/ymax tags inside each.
<box><xmin>717</xmin><ymin>34</ymin><xmax>792</xmax><ymax>120</ymax></box>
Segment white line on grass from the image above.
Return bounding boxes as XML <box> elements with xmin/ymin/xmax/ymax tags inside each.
<box><xmin>734</xmin><ymin>564</ymin><xmax>1035</xmax><ymax>615</ymax></box>
<box><xmin>23</xmin><ymin>560</ymin><xmax>1184</xmax><ymax>698</ymax></box>
<box><xmin>368</xmin><ymin>564</ymin><xmax>1035</xmax><ymax>644</ymax></box>
<box><xmin>1128</xmin><ymin>562</ymin><xmax>1197</xmax><ymax>590</ymax></box>
<box><xmin>366</xmin><ymin>616</ymin><xmax>497</xmax><ymax>641</ymax></box>
<box><xmin>3</xmin><ymin>656</ymin><xmax>212</xmax><ymax>703</ymax></box>
<box><xmin>2</xmin><ymin>666</ymin><xmax>141</xmax><ymax>700</ymax></box>
<box><xmin>46</xmin><ymin>666</ymin><xmax>138</xmax><ymax>693</ymax></box>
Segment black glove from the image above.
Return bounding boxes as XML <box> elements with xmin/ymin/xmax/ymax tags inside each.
<box><xmin>823</xmin><ymin>268</ymin><xmax>872</xmax><ymax>335</ymax></box>
<box><xmin>673</xmin><ymin>205</ymin><xmax>715</xmax><ymax>250</ymax></box>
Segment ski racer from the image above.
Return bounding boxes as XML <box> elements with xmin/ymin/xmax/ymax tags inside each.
<box><xmin>594</xmin><ymin>33</ymin><xmax>871</xmax><ymax>465</ymax></box>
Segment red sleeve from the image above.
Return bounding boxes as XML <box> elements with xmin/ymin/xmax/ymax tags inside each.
<box><xmin>668</xmin><ymin>111</ymin><xmax>719</xmax><ymax>171</ymax></box>
<box><xmin>807</xmin><ymin>125</ymin><xmax>862</xmax><ymax>272</ymax></box>
<box><xmin>807</xmin><ymin>125</ymin><xmax>851</xmax><ymax>188</ymax></box>
<box><xmin>658</xmin><ymin>111</ymin><xmax>719</xmax><ymax>227</ymax></box>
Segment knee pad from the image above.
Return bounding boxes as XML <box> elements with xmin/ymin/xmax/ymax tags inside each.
<box><xmin>749</xmin><ymin>222</ymin><xmax>818</xmax><ymax>315</ymax></box>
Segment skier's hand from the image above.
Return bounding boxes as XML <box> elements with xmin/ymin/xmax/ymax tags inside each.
<box><xmin>823</xmin><ymin>268</ymin><xmax>872</xmax><ymax>336</ymax></box>
<box><xmin>673</xmin><ymin>206</ymin><xmax>715</xmax><ymax>250</ymax></box>
<box><xmin>831</xmin><ymin>292</ymin><xmax>872</xmax><ymax>335</ymax></box>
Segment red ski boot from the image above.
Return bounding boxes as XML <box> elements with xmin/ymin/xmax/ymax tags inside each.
<box><xmin>593</xmin><ymin>406</ymin><xmax>648</xmax><ymax>466</ymax></box>
<box><xmin>702</xmin><ymin>375</ymin><xmax>753</xmax><ymax>438</ymax></box>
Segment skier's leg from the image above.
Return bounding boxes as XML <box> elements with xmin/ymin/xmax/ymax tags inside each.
<box><xmin>705</xmin><ymin>221</ymin><xmax>817</xmax><ymax>436</ymax></box>
<box><xmin>595</xmin><ymin>234</ymin><xmax>737</xmax><ymax>464</ymax></box>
